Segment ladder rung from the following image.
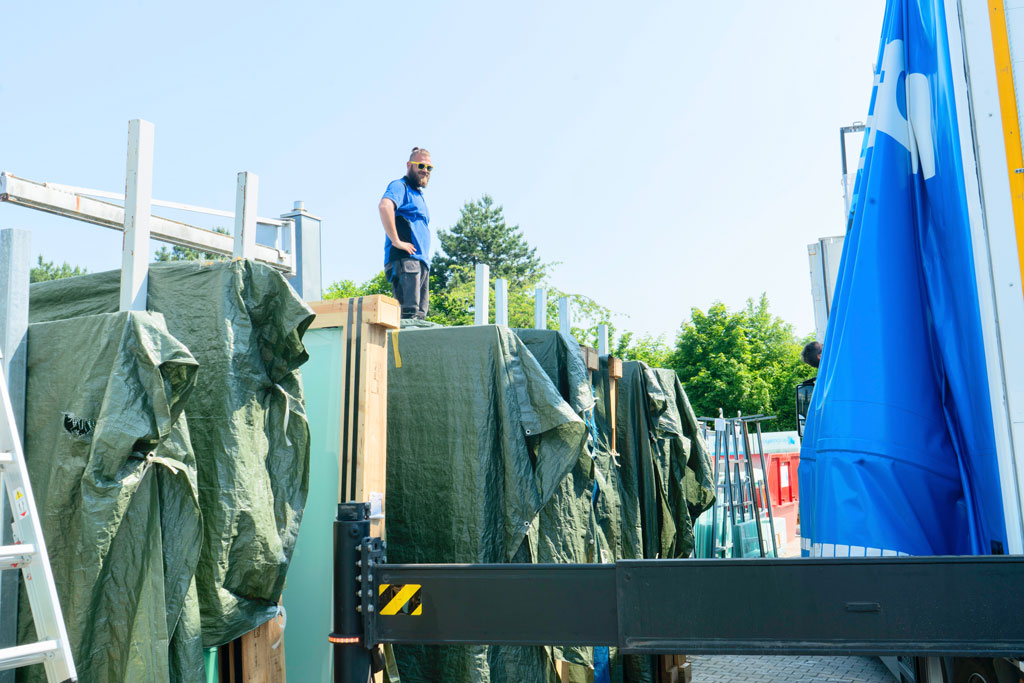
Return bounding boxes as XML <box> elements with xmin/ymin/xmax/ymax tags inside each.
<box><xmin>0</xmin><ymin>544</ymin><xmax>36</xmax><ymax>571</ymax></box>
<box><xmin>0</xmin><ymin>451</ymin><xmax>12</xmax><ymax>466</ymax></box>
<box><xmin>0</xmin><ymin>640</ymin><xmax>59</xmax><ymax>672</ymax></box>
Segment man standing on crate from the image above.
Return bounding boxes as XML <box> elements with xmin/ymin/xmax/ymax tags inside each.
<box><xmin>378</xmin><ymin>147</ymin><xmax>433</xmax><ymax>319</ymax></box>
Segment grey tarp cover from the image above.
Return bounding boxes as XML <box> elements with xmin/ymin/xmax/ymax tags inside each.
<box><xmin>385</xmin><ymin>325</ymin><xmax>589</xmax><ymax>683</ymax></box>
<box><xmin>18</xmin><ymin>311</ymin><xmax>205</xmax><ymax>683</ymax></box>
<box><xmin>29</xmin><ymin>260</ymin><xmax>314</xmax><ymax>647</ymax></box>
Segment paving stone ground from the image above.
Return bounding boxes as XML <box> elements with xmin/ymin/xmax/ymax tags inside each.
<box><xmin>688</xmin><ymin>655</ymin><xmax>896</xmax><ymax>682</ymax></box>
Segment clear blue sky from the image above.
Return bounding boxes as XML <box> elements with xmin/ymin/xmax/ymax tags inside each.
<box><xmin>1</xmin><ymin>1</ymin><xmax>884</xmax><ymax>342</ymax></box>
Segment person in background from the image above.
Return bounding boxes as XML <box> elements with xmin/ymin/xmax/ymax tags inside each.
<box><xmin>796</xmin><ymin>341</ymin><xmax>822</xmax><ymax>436</ymax></box>
<box><xmin>378</xmin><ymin>147</ymin><xmax>433</xmax><ymax>319</ymax></box>
<box><xmin>801</xmin><ymin>340</ymin><xmax>822</xmax><ymax>368</ymax></box>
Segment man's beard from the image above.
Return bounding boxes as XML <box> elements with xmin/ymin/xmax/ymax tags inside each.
<box><xmin>406</xmin><ymin>170</ymin><xmax>428</xmax><ymax>189</ymax></box>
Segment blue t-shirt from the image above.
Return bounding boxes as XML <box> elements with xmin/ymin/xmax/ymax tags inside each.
<box><xmin>382</xmin><ymin>178</ymin><xmax>430</xmax><ymax>268</ymax></box>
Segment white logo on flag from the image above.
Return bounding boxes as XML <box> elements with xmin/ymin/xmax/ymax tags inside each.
<box><xmin>866</xmin><ymin>40</ymin><xmax>936</xmax><ymax>180</ymax></box>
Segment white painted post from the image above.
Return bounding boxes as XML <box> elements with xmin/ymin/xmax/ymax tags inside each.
<box><xmin>559</xmin><ymin>296</ymin><xmax>573</xmax><ymax>341</ymax></box>
<box><xmin>233</xmin><ymin>171</ymin><xmax>258</xmax><ymax>260</ymax></box>
<box><xmin>474</xmin><ymin>263</ymin><xmax>490</xmax><ymax>325</ymax></box>
<box><xmin>0</xmin><ymin>229</ymin><xmax>29</xmax><ymax>438</ymax></box>
<box><xmin>0</xmin><ymin>228</ymin><xmax>29</xmax><ymax>671</ymax></box>
<box><xmin>535</xmin><ymin>287</ymin><xmax>547</xmax><ymax>329</ymax></box>
<box><xmin>494</xmin><ymin>278</ymin><xmax>508</xmax><ymax>327</ymax></box>
<box><xmin>598</xmin><ymin>324</ymin><xmax>609</xmax><ymax>356</ymax></box>
<box><xmin>120</xmin><ymin>119</ymin><xmax>154</xmax><ymax>312</ymax></box>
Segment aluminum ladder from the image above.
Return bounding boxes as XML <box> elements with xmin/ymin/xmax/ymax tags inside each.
<box><xmin>0</xmin><ymin>349</ymin><xmax>76</xmax><ymax>682</ymax></box>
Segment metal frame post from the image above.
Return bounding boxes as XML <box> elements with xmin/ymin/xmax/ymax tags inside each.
<box><xmin>752</xmin><ymin>420</ymin><xmax>779</xmax><ymax>556</ymax></box>
<box><xmin>558</xmin><ymin>296</ymin><xmax>572</xmax><ymax>341</ymax></box>
<box><xmin>494</xmin><ymin>278</ymin><xmax>508</xmax><ymax>327</ymax></box>
<box><xmin>738</xmin><ymin>419</ymin><xmax>766</xmax><ymax>557</ymax></box>
<box><xmin>474</xmin><ymin>264</ymin><xmax>490</xmax><ymax>325</ymax></box>
<box><xmin>0</xmin><ymin>228</ymin><xmax>29</xmax><ymax>680</ymax></box>
<box><xmin>535</xmin><ymin>288</ymin><xmax>546</xmax><ymax>329</ymax></box>
<box><xmin>598</xmin><ymin>324</ymin><xmax>608</xmax><ymax>356</ymax></box>
<box><xmin>281</xmin><ymin>201</ymin><xmax>322</xmax><ymax>301</ymax></box>
<box><xmin>233</xmin><ymin>172</ymin><xmax>258</xmax><ymax>260</ymax></box>
<box><xmin>332</xmin><ymin>503</ymin><xmax>372</xmax><ymax>683</ymax></box>
<box><xmin>120</xmin><ymin>119</ymin><xmax>154</xmax><ymax>312</ymax></box>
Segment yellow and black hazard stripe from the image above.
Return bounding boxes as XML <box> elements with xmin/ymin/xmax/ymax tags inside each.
<box><xmin>378</xmin><ymin>583</ymin><xmax>422</xmax><ymax>616</ymax></box>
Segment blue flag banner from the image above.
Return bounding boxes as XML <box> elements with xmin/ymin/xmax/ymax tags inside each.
<box><xmin>799</xmin><ymin>0</ymin><xmax>1008</xmax><ymax>556</ymax></box>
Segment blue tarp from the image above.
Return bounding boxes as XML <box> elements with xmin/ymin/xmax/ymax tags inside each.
<box><xmin>799</xmin><ymin>0</ymin><xmax>1007</xmax><ymax>556</ymax></box>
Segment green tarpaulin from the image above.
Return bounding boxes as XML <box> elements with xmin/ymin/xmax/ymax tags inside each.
<box><xmin>381</xmin><ymin>328</ymin><xmax>716</xmax><ymax>683</ymax></box>
<box><xmin>24</xmin><ymin>260</ymin><xmax>314</xmax><ymax>680</ymax></box>
<box><xmin>386</xmin><ymin>325</ymin><xmax>588</xmax><ymax>683</ymax></box>
<box><xmin>18</xmin><ymin>311</ymin><xmax>204</xmax><ymax>683</ymax></box>
<box><xmin>614</xmin><ymin>362</ymin><xmax>714</xmax><ymax>562</ymax></box>
<box><xmin>611</xmin><ymin>362</ymin><xmax>716</xmax><ymax>682</ymax></box>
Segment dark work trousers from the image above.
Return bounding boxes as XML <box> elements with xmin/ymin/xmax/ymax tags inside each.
<box><xmin>390</xmin><ymin>257</ymin><xmax>430</xmax><ymax>319</ymax></box>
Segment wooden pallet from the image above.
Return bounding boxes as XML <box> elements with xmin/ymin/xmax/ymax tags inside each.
<box><xmin>658</xmin><ymin>654</ymin><xmax>691</xmax><ymax>683</ymax></box>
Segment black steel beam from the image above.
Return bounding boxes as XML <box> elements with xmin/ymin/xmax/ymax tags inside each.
<box><xmin>370</xmin><ymin>556</ymin><xmax>1024</xmax><ymax>657</ymax></box>
<box><xmin>374</xmin><ymin>564</ymin><xmax>618</xmax><ymax>646</ymax></box>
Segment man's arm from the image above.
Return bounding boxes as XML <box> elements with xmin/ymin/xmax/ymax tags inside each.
<box><xmin>378</xmin><ymin>198</ymin><xmax>416</xmax><ymax>255</ymax></box>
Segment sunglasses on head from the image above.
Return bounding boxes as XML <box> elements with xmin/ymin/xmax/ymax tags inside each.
<box><xmin>410</xmin><ymin>162</ymin><xmax>434</xmax><ymax>172</ymax></box>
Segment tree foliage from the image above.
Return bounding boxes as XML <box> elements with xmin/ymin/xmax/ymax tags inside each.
<box><xmin>669</xmin><ymin>294</ymin><xmax>814</xmax><ymax>430</ymax></box>
<box><xmin>30</xmin><ymin>255</ymin><xmax>86</xmax><ymax>283</ymax></box>
<box><xmin>430</xmin><ymin>195</ymin><xmax>546</xmax><ymax>291</ymax></box>
<box><xmin>154</xmin><ymin>227</ymin><xmax>231</xmax><ymax>262</ymax></box>
<box><xmin>612</xmin><ymin>330</ymin><xmax>672</xmax><ymax>367</ymax></box>
<box><xmin>323</xmin><ymin>270</ymin><xmax>391</xmax><ymax>300</ymax></box>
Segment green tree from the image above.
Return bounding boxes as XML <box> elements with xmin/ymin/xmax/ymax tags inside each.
<box><xmin>669</xmin><ymin>294</ymin><xmax>814</xmax><ymax>430</ymax></box>
<box><xmin>30</xmin><ymin>255</ymin><xmax>86</xmax><ymax>283</ymax></box>
<box><xmin>154</xmin><ymin>227</ymin><xmax>231</xmax><ymax>262</ymax></box>
<box><xmin>612</xmin><ymin>330</ymin><xmax>673</xmax><ymax>367</ymax></box>
<box><xmin>431</xmin><ymin>195</ymin><xmax>546</xmax><ymax>290</ymax></box>
<box><xmin>323</xmin><ymin>270</ymin><xmax>392</xmax><ymax>299</ymax></box>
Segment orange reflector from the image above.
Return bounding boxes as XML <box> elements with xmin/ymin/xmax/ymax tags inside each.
<box><xmin>328</xmin><ymin>635</ymin><xmax>361</xmax><ymax>644</ymax></box>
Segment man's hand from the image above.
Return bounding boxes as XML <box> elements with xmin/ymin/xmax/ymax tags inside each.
<box><xmin>393</xmin><ymin>240</ymin><xmax>416</xmax><ymax>255</ymax></box>
<box><xmin>379</xmin><ymin>198</ymin><xmax>416</xmax><ymax>255</ymax></box>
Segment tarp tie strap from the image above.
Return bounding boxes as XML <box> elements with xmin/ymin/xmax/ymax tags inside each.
<box><xmin>273</xmin><ymin>384</ymin><xmax>294</xmax><ymax>446</ymax></box>
<box><xmin>392</xmin><ymin>330</ymin><xmax>402</xmax><ymax>368</ymax></box>
<box><xmin>271</xmin><ymin>604</ymin><xmax>287</xmax><ymax>649</ymax></box>
<box><xmin>141</xmin><ymin>453</ymin><xmax>187</xmax><ymax>477</ymax></box>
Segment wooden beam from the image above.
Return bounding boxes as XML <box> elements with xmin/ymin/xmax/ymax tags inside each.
<box><xmin>607</xmin><ymin>357</ymin><xmax>622</xmax><ymax>454</ymax></box>
<box><xmin>579</xmin><ymin>345</ymin><xmax>600</xmax><ymax>373</ymax></box>
<box><xmin>238</xmin><ymin>613</ymin><xmax>286</xmax><ymax>683</ymax></box>
<box><xmin>309</xmin><ymin>296</ymin><xmax>399</xmax><ymax>539</ymax></box>
<box><xmin>308</xmin><ymin>295</ymin><xmax>400</xmax><ymax>331</ymax></box>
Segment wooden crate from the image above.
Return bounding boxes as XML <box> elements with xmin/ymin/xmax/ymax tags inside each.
<box><xmin>310</xmin><ymin>296</ymin><xmax>400</xmax><ymax>683</ymax></box>
<box><xmin>219</xmin><ymin>296</ymin><xmax>400</xmax><ymax>682</ymax></box>
<box><xmin>309</xmin><ymin>295</ymin><xmax>400</xmax><ymax>537</ymax></box>
<box><xmin>218</xmin><ymin>611</ymin><xmax>287</xmax><ymax>683</ymax></box>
